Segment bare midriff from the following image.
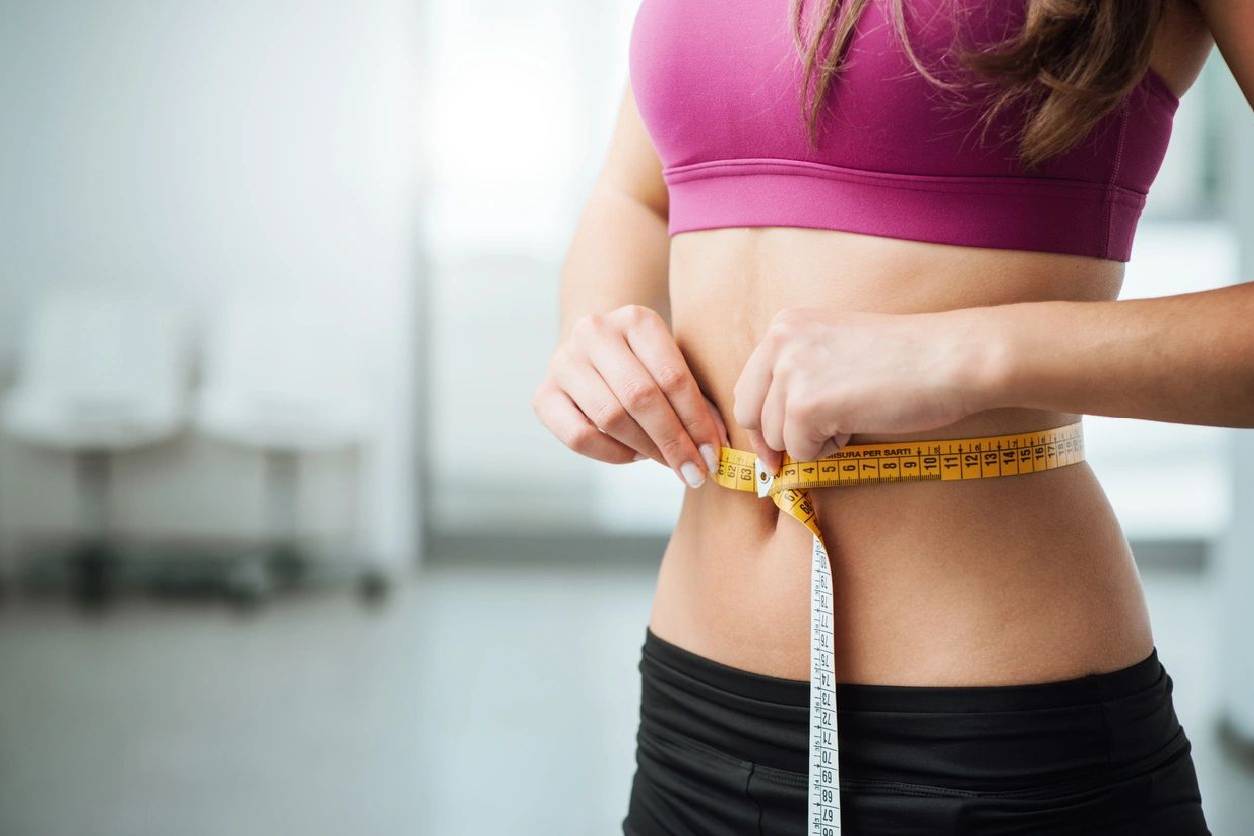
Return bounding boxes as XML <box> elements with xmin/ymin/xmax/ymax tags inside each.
<box><xmin>647</xmin><ymin>226</ymin><xmax>1155</xmax><ymax>686</ymax></box>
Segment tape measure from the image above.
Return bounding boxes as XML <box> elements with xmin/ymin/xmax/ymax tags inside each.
<box><xmin>711</xmin><ymin>421</ymin><xmax>1086</xmax><ymax>836</ymax></box>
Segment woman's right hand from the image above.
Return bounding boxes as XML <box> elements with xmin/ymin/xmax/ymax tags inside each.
<box><xmin>531</xmin><ymin>304</ymin><xmax>729</xmax><ymax>488</ymax></box>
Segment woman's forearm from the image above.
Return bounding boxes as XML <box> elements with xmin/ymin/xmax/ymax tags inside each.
<box><xmin>557</xmin><ymin>179</ymin><xmax>670</xmax><ymax>343</ymax></box>
<box><xmin>974</xmin><ymin>281</ymin><xmax>1254</xmax><ymax>427</ymax></box>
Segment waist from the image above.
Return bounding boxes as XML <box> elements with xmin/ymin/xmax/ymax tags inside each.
<box><xmin>651</xmin><ymin>227</ymin><xmax>1150</xmax><ymax>682</ymax></box>
<box><xmin>638</xmin><ymin>627</ymin><xmax>1186</xmax><ymax>788</ymax></box>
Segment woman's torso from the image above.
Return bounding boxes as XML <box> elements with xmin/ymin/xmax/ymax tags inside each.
<box><xmin>645</xmin><ymin>1</ymin><xmax>1213</xmax><ymax>685</ymax></box>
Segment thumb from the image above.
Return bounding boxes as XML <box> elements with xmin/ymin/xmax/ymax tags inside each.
<box><xmin>747</xmin><ymin>427</ymin><xmax>782</xmax><ymax>474</ymax></box>
<box><xmin>702</xmin><ymin>393</ymin><xmax>731</xmax><ymax>449</ymax></box>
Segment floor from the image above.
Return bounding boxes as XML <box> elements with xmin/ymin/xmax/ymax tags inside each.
<box><xmin>0</xmin><ymin>554</ymin><xmax>1250</xmax><ymax>836</ymax></box>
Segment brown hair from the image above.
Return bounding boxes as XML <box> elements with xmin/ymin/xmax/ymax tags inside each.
<box><xmin>792</xmin><ymin>0</ymin><xmax>1166</xmax><ymax>167</ymax></box>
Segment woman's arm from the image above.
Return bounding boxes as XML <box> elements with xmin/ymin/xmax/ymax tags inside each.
<box><xmin>533</xmin><ymin>86</ymin><xmax>728</xmax><ymax>485</ymax></box>
<box><xmin>556</xmin><ymin>86</ymin><xmax>671</xmax><ymax>342</ymax></box>
<box><xmin>730</xmin><ymin>281</ymin><xmax>1254</xmax><ymax>470</ymax></box>
<box><xmin>1193</xmin><ymin>0</ymin><xmax>1253</xmax><ymax>105</ymax></box>
<box><xmin>972</xmin><ymin>282</ymin><xmax>1254</xmax><ymax>426</ymax></box>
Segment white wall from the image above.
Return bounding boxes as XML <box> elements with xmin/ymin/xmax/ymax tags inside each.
<box><xmin>423</xmin><ymin>0</ymin><xmax>641</xmax><ymax>532</ymax></box>
<box><xmin>0</xmin><ymin>0</ymin><xmax>423</xmax><ymax>568</ymax></box>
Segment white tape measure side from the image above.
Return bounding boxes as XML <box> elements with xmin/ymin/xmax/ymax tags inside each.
<box><xmin>754</xmin><ymin>456</ymin><xmax>774</xmax><ymax>498</ymax></box>
<box><xmin>808</xmin><ymin>533</ymin><xmax>840</xmax><ymax>835</ymax></box>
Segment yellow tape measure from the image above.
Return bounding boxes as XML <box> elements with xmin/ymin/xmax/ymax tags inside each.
<box><xmin>709</xmin><ymin>420</ymin><xmax>1085</xmax><ymax>835</ymax></box>
<box><xmin>715</xmin><ymin>421</ymin><xmax>1086</xmax><ymax>497</ymax></box>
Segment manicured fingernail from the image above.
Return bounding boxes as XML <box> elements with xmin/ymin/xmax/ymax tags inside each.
<box><xmin>680</xmin><ymin>461</ymin><xmax>705</xmax><ymax>488</ymax></box>
<box><xmin>699</xmin><ymin>443</ymin><xmax>717</xmax><ymax>473</ymax></box>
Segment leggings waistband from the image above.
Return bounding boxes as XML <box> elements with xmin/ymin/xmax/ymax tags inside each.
<box><xmin>642</xmin><ymin>627</ymin><xmax>1165</xmax><ymax>711</ymax></box>
<box><xmin>638</xmin><ymin>628</ymin><xmax>1186</xmax><ymax>787</ymax></box>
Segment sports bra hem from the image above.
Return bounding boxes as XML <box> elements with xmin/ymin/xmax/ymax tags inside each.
<box><xmin>663</xmin><ymin>159</ymin><xmax>1146</xmax><ymax>261</ymax></box>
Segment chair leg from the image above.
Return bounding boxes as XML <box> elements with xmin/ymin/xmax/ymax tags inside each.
<box><xmin>72</xmin><ymin>539</ymin><xmax>113</xmax><ymax>609</ymax></box>
<box><xmin>357</xmin><ymin>567</ymin><xmax>390</xmax><ymax>604</ymax></box>
<box><xmin>73</xmin><ymin>450</ymin><xmax>117</xmax><ymax>610</ymax></box>
<box><xmin>222</xmin><ymin>555</ymin><xmax>270</xmax><ymax>611</ymax></box>
<box><xmin>245</xmin><ymin>447</ymin><xmax>393</xmax><ymax>606</ymax></box>
<box><xmin>264</xmin><ymin>449</ymin><xmax>302</xmax><ymax>588</ymax></box>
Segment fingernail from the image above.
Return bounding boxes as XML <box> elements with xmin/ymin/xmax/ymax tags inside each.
<box><xmin>680</xmin><ymin>461</ymin><xmax>705</xmax><ymax>488</ymax></box>
<box><xmin>699</xmin><ymin>443</ymin><xmax>717</xmax><ymax>474</ymax></box>
<box><xmin>632</xmin><ymin>453</ymin><xmax>646</xmax><ymax>461</ymax></box>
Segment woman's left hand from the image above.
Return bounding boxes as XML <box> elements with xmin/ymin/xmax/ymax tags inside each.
<box><xmin>732</xmin><ymin>305</ymin><xmax>999</xmax><ymax>472</ymax></box>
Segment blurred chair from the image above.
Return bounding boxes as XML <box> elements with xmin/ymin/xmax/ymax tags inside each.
<box><xmin>193</xmin><ymin>292</ymin><xmax>385</xmax><ymax>605</ymax></box>
<box><xmin>1</xmin><ymin>291</ymin><xmax>191</xmax><ymax>606</ymax></box>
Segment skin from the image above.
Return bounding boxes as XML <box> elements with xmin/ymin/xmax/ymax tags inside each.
<box><xmin>533</xmin><ymin>0</ymin><xmax>1251</xmax><ymax>684</ymax></box>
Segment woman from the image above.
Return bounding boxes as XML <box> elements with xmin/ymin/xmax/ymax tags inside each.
<box><xmin>532</xmin><ymin>0</ymin><xmax>1251</xmax><ymax>833</ymax></box>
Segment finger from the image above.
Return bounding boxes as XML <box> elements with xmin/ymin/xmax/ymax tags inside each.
<box><xmin>622</xmin><ymin>313</ymin><xmax>724</xmax><ymax>474</ymax></box>
<box><xmin>532</xmin><ymin>383</ymin><xmax>641</xmax><ymax>464</ymax></box>
<box><xmin>732</xmin><ymin>336</ymin><xmax>776</xmax><ymax>431</ymax></box>
<box><xmin>702</xmin><ymin>393</ymin><xmax>730</xmax><ymax>449</ymax></box>
<box><xmin>587</xmin><ymin>333</ymin><xmax>710</xmax><ymax>487</ymax></box>
<box><xmin>777</xmin><ymin>393</ymin><xmax>837</xmax><ymax>463</ymax></box>
<box><xmin>759</xmin><ymin>375</ymin><xmax>787</xmax><ymax>456</ymax></box>
<box><xmin>783</xmin><ymin>406</ymin><xmax>830</xmax><ymax>462</ymax></box>
<box><xmin>552</xmin><ymin>357</ymin><xmax>663</xmax><ymax>463</ymax></box>
<box><xmin>746</xmin><ymin>426</ymin><xmax>782</xmax><ymax>474</ymax></box>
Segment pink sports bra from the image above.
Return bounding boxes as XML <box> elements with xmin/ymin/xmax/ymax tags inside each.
<box><xmin>628</xmin><ymin>0</ymin><xmax>1179</xmax><ymax>261</ymax></box>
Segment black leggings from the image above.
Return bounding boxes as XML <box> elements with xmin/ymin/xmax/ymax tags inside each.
<box><xmin>623</xmin><ymin>629</ymin><xmax>1210</xmax><ymax>835</ymax></box>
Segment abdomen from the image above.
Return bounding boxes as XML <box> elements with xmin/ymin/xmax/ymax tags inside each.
<box><xmin>647</xmin><ymin>226</ymin><xmax>1155</xmax><ymax>685</ymax></box>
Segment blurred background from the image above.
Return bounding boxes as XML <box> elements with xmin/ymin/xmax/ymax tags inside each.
<box><xmin>0</xmin><ymin>1</ymin><xmax>1251</xmax><ymax>834</ymax></box>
